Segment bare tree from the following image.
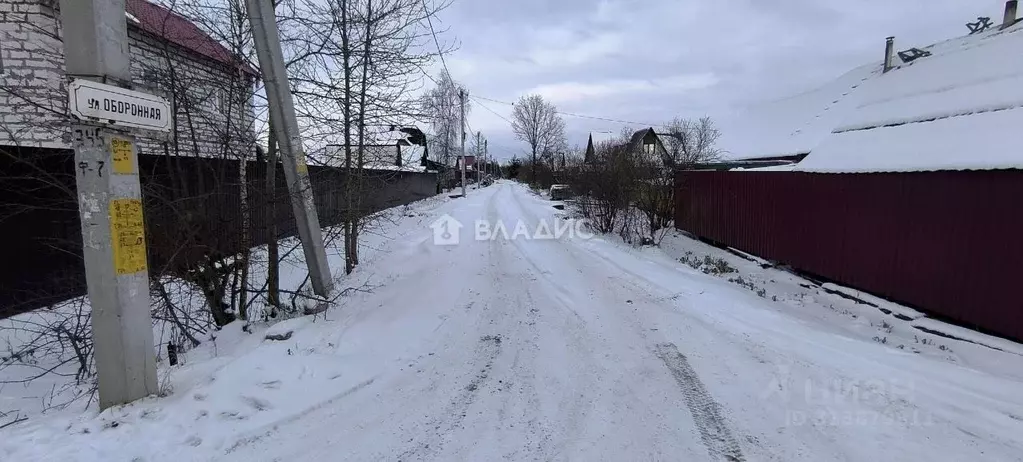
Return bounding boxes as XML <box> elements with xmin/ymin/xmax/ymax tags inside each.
<box><xmin>660</xmin><ymin>116</ymin><xmax>721</xmax><ymax>170</ymax></box>
<box><xmin>510</xmin><ymin>94</ymin><xmax>565</xmax><ymax>187</ymax></box>
<box><xmin>422</xmin><ymin>70</ymin><xmax>467</xmax><ymax>188</ymax></box>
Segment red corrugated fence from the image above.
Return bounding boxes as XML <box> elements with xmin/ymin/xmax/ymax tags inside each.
<box><xmin>675</xmin><ymin>170</ymin><xmax>1023</xmax><ymax>342</ymax></box>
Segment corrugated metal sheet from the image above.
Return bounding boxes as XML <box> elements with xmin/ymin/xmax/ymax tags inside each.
<box><xmin>675</xmin><ymin>170</ymin><xmax>1023</xmax><ymax>342</ymax></box>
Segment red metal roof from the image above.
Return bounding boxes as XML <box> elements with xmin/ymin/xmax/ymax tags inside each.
<box><xmin>125</xmin><ymin>0</ymin><xmax>257</xmax><ymax>76</ymax></box>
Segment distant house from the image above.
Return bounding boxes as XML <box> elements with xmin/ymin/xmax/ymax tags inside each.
<box><xmin>454</xmin><ymin>155</ymin><xmax>475</xmax><ymax>172</ymax></box>
<box><xmin>676</xmin><ymin>3</ymin><xmax>1023</xmax><ymax>341</ymax></box>
<box><xmin>321</xmin><ymin>127</ymin><xmax>436</xmax><ymax>172</ymax></box>
<box><xmin>0</xmin><ymin>0</ymin><xmax>258</xmax><ymax>158</ymax></box>
<box><xmin>584</xmin><ymin>128</ymin><xmax>668</xmax><ymax>173</ymax></box>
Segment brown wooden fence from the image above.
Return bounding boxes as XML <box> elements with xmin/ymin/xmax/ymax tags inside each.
<box><xmin>675</xmin><ymin>170</ymin><xmax>1023</xmax><ymax>342</ymax></box>
<box><xmin>0</xmin><ymin>148</ymin><xmax>436</xmax><ymax>317</ymax></box>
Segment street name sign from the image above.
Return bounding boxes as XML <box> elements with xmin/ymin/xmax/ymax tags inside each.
<box><xmin>68</xmin><ymin>79</ymin><xmax>172</xmax><ymax>133</ymax></box>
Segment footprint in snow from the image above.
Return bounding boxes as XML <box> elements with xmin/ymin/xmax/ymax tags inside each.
<box><xmin>242</xmin><ymin>395</ymin><xmax>273</xmax><ymax>412</ymax></box>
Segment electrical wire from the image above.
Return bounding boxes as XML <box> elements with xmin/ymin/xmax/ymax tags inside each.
<box><xmin>473</xmin><ymin>94</ymin><xmax>662</xmax><ymax>127</ymax></box>
<box><xmin>470</xmin><ymin>96</ymin><xmax>514</xmax><ymax>125</ymax></box>
<box><xmin>421</xmin><ymin>0</ymin><xmax>451</xmax><ymax>81</ymax></box>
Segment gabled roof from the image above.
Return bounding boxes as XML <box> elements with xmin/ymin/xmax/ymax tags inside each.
<box><xmin>126</xmin><ymin>0</ymin><xmax>257</xmax><ymax>76</ymax></box>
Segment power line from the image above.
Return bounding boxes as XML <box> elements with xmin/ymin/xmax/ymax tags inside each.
<box><xmin>421</xmin><ymin>0</ymin><xmax>451</xmax><ymax>80</ymax></box>
<box><xmin>473</xmin><ymin>94</ymin><xmax>663</xmax><ymax>127</ymax></box>
<box><xmin>470</xmin><ymin>96</ymin><xmax>513</xmax><ymax>124</ymax></box>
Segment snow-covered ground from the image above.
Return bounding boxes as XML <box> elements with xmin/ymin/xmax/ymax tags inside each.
<box><xmin>3</xmin><ymin>181</ymin><xmax>1023</xmax><ymax>461</ymax></box>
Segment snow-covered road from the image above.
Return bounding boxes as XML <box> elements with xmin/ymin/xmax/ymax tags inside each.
<box><xmin>4</xmin><ymin>181</ymin><xmax>1023</xmax><ymax>461</ymax></box>
<box><xmin>221</xmin><ymin>182</ymin><xmax>1023</xmax><ymax>461</ymax></box>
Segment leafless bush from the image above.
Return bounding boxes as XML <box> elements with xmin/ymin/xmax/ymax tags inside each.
<box><xmin>569</xmin><ymin>139</ymin><xmax>638</xmax><ymax>234</ymax></box>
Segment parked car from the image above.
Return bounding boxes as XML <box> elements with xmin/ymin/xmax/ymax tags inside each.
<box><xmin>549</xmin><ymin>184</ymin><xmax>572</xmax><ymax>200</ymax></box>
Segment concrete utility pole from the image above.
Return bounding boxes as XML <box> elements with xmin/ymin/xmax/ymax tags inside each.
<box><xmin>475</xmin><ymin>131</ymin><xmax>482</xmax><ymax>183</ymax></box>
<box><xmin>460</xmin><ymin>89</ymin><xmax>467</xmax><ymax>196</ymax></box>
<box><xmin>59</xmin><ymin>0</ymin><xmax>157</xmax><ymax>409</ymax></box>
<box><xmin>484</xmin><ymin>139</ymin><xmax>489</xmax><ymax>177</ymax></box>
<box><xmin>245</xmin><ymin>0</ymin><xmax>333</xmax><ymax>296</ymax></box>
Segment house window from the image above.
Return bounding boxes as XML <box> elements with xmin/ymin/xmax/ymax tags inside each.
<box><xmin>217</xmin><ymin>90</ymin><xmax>229</xmax><ymax>113</ymax></box>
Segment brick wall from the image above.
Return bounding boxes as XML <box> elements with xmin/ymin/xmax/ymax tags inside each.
<box><xmin>0</xmin><ymin>0</ymin><xmax>66</xmax><ymax>148</ymax></box>
<box><xmin>0</xmin><ymin>0</ymin><xmax>255</xmax><ymax>157</ymax></box>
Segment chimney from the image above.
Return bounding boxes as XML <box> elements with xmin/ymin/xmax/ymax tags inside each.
<box><xmin>883</xmin><ymin>36</ymin><xmax>896</xmax><ymax>73</ymax></box>
<box><xmin>1004</xmin><ymin>1</ymin><xmax>1018</xmax><ymax>29</ymax></box>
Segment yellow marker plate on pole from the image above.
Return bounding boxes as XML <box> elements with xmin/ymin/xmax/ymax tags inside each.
<box><xmin>110</xmin><ymin>137</ymin><xmax>135</xmax><ymax>174</ymax></box>
<box><xmin>110</xmin><ymin>198</ymin><xmax>147</xmax><ymax>275</ymax></box>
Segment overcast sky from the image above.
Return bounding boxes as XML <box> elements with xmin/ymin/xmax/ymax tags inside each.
<box><xmin>428</xmin><ymin>0</ymin><xmax>1009</xmax><ymax>161</ymax></box>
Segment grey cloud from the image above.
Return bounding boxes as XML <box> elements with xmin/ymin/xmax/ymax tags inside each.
<box><xmin>440</xmin><ymin>0</ymin><xmax>1009</xmax><ymax>160</ymax></box>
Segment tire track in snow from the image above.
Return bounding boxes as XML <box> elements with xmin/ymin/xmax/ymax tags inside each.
<box><xmin>654</xmin><ymin>343</ymin><xmax>746</xmax><ymax>462</ymax></box>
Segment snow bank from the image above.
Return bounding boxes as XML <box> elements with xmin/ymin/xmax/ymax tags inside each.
<box><xmin>264</xmin><ymin>316</ymin><xmax>311</xmax><ymax>340</ymax></box>
<box><xmin>0</xmin><ymin>319</ymin><xmax>384</xmax><ymax>461</ymax></box>
<box><xmin>658</xmin><ymin>231</ymin><xmax>1023</xmax><ymax>376</ymax></box>
<box><xmin>911</xmin><ymin>318</ymin><xmax>1023</xmax><ymax>356</ymax></box>
<box><xmin>821</xmin><ymin>283</ymin><xmax>925</xmax><ymax>320</ymax></box>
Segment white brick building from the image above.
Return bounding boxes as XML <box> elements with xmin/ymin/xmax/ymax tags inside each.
<box><xmin>0</xmin><ymin>0</ymin><xmax>257</xmax><ymax>158</ymax></box>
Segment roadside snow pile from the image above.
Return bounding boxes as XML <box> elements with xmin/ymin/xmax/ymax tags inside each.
<box><xmin>264</xmin><ymin>316</ymin><xmax>311</xmax><ymax>341</ymax></box>
<box><xmin>911</xmin><ymin>318</ymin><xmax>1023</xmax><ymax>357</ymax></box>
<box><xmin>821</xmin><ymin>283</ymin><xmax>925</xmax><ymax>321</ymax></box>
<box><xmin>0</xmin><ymin>186</ymin><xmax>462</xmax><ymax>438</ymax></box>
<box><xmin>0</xmin><ymin>320</ymin><xmax>383</xmax><ymax>461</ymax></box>
<box><xmin>658</xmin><ymin>231</ymin><xmax>1023</xmax><ymax>378</ymax></box>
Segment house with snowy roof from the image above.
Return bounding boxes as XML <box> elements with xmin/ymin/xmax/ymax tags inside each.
<box><xmin>0</xmin><ymin>0</ymin><xmax>258</xmax><ymax>158</ymax></box>
<box><xmin>325</xmin><ymin>129</ymin><xmax>430</xmax><ymax>172</ymax></box>
<box><xmin>584</xmin><ymin>128</ymin><xmax>667</xmax><ymax>164</ymax></box>
<box><xmin>676</xmin><ymin>1</ymin><xmax>1023</xmax><ymax>342</ymax></box>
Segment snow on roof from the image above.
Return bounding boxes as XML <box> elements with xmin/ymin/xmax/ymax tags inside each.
<box><xmin>716</xmin><ymin>63</ymin><xmax>876</xmax><ymax>161</ymax></box>
<box><xmin>731</xmin><ymin>163</ymin><xmax>798</xmax><ymax>172</ymax></box>
<box><xmin>362</xmin><ymin>164</ymin><xmax>428</xmax><ymax>173</ymax></box>
<box><xmin>323</xmin><ymin>141</ymin><xmax>425</xmax><ymax>169</ymax></box>
<box><xmin>797</xmin><ymin>23</ymin><xmax>1023</xmax><ymax>173</ymax></box>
